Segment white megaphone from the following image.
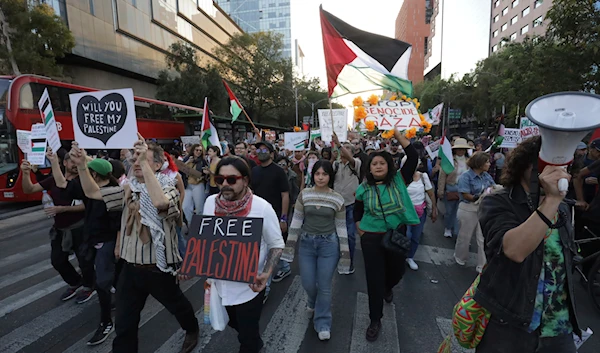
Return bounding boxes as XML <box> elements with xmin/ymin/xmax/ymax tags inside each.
<box><xmin>526</xmin><ymin>92</ymin><xmax>600</xmax><ymax>193</ymax></box>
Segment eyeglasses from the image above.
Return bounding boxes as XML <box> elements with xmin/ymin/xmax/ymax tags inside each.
<box><xmin>214</xmin><ymin>175</ymin><xmax>244</xmax><ymax>185</ymax></box>
<box><xmin>257</xmin><ymin>148</ymin><xmax>270</xmax><ymax>153</ymax></box>
<box><xmin>277</xmin><ymin>163</ymin><xmax>287</xmax><ymax>167</ymax></box>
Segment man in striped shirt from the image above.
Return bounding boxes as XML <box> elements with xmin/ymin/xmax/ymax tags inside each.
<box><xmin>113</xmin><ymin>136</ymin><xmax>199</xmax><ymax>353</ymax></box>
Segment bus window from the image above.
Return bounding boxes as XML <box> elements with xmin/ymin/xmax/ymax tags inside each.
<box><xmin>19</xmin><ymin>83</ymin><xmax>37</xmax><ymax>109</ymax></box>
<box><xmin>0</xmin><ymin>78</ymin><xmax>17</xmax><ymax>175</ymax></box>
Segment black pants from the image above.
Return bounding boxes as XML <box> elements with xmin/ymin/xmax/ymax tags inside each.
<box><xmin>112</xmin><ymin>263</ymin><xmax>199</xmax><ymax>353</ymax></box>
<box><xmin>476</xmin><ymin>317</ymin><xmax>576</xmax><ymax>353</ymax></box>
<box><xmin>226</xmin><ymin>291</ymin><xmax>265</xmax><ymax>353</ymax></box>
<box><xmin>360</xmin><ymin>232</ymin><xmax>406</xmax><ymax>321</ymax></box>
<box><xmin>50</xmin><ymin>226</ymin><xmax>95</xmax><ymax>288</ymax></box>
<box><xmin>94</xmin><ymin>241</ymin><xmax>116</xmax><ymax>324</ymax></box>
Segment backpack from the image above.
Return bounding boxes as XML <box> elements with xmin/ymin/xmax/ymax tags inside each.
<box><xmin>333</xmin><ymin>160</ymin><xmax>361</xmax><ymax>183</ymax></box>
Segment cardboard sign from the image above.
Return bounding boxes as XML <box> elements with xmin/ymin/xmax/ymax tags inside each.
<box><xmin>520</xmin><ymin>117</ymin><xmax>540</xmax><ymax>140</ymax></box>
<box><xmin>500</xmin><ymin>128</ymin><xmax>521</xmax><ymax>148</ymax></box>
<box><xmin>38</xmin><ymin>88</ymin><xmax>61</xmax><ymax>153</ymax></box>
<box><xmin>180</xmin><ymin>135</ymin><xmax>201</xmax><ymax>147</ymax></box>
<box><xmin>425</xmin><ymin>140</ymin><xmax>440</xmax><ymax>160</ymax></box>
<box><xmin>28</xmin><ymin>124</ymin><xmax>47</xmax><ymax>165</ymax></box>
<box><xmin>174</xmin><ymin>159</ymin><xmax>205</xmax><ymax>179</ymax></box>
<box><xmin>181</xmin><ymin>216</ymin><xmax>263</xmax><ymax>283</ymax></box>
<box><xmin>69</xmin><ymin>88</ymin><xmax>138</xmax><ymax>149</ymax></box>
<box><xmin>318</xmin><ymin>109</ymin><xmax>348</xmax><ymax>143</ymax></box>
<box><xmin>361</xmin><ymin>100</ymin><xmax>422</xmax><ymax>131</ymax></box>
<box><xmin>16</xmin><ymin>130</ymin><xmax>31</xmax><ymax>154</ymax></box>
<box><xmin>284</xmin><ymin>132</ymin><xmax>309</xmax><ymax>151</ymax></box>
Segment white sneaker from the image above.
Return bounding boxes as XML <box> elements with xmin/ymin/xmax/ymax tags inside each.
<box><xmin>318</xmin><ymin>331</ymin><xmax>331</xmax><ymax>341</ymax></box>
<box><xmin>406</xmin><ymin>258</ymin><xmax>419</xmax><ymax>271</ymax></box>
<box><xmin>444</xmin><ymin>229</ymin><xmax>453</xmax><ymax>238</ymax></box>
<box><xmin>476</xmin><ymin>265</ymin><xmax>483</xmax><ymax>273</ymax></box>
<box><xmin>454</xmin><ymin>255</ymin><xmax>466</xmax><ymax>266</ymax></box>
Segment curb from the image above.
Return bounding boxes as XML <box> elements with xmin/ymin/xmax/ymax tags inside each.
<box><xmin>0</xmin><ymin>204</ymin><xmax>43</xmax><ymax>221</ymax></box>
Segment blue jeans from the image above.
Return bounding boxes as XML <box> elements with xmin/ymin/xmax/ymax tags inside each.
<box><xmin>406</xmin><ymin>211</ymin><xmax>427</xmax><ymax>259</ymax></box>
<box><xmin>298</xmin><ymin>233</ymin><xmax>340</xmax><ymax>332</ymax></box>
<box><xmin>345</xmin><ymin>204</ymin><xmax>356</xmax><ymax>266</ymax></box>
<box><xmin>182</xmin><ymin>183</ymin><xmax>206</xmax><ymax>225</ymax></box>
<box><xmin>176</xmin><ymin>226</ymin><xmax>186</xmax><ymax>258</ymax></box>
<box><xmin>444</xmin><ymin>184</ymin><xmax>460</xmax><ymax>235</ymax></box>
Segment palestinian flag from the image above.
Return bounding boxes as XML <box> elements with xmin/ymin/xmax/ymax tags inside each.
<box><xmin>201</xmin><ymin>97</ymin><xmax>222</xmax><ymax>154</ymax></box>
<box><xmin>222</xmin><ymin>80</ymin><xmax>243</xmax><ymax>122</ymax></box>
<box><xmin>438</xmin><ymin>135</ymin><xmax>455</xmax><ymax>175</ymax></box>
<box><xmin>320</xmin><ymin>6</ymin><xmax>413</xmax><ymax>98</ymax></box>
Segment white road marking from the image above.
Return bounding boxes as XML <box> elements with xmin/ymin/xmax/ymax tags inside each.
<box><xmin>0</xmin><ymin>275</ymin><xmax>65</xmax><ymax>318</ymax></box>
<box><xmin>435</xmin><ymin>317</ymin><xmax>475</xmax><ymax>353</ymax></box>
<box><xmin>349</xmin><ymin>292</ymin><xmax>400</xmax><ymax>353</ymax></box>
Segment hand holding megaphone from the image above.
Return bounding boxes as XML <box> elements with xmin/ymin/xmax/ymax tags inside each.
<box><xmin>539</xmin><ymin>166</ymin><xmax>571</xmax><ymax>198</ymax></box>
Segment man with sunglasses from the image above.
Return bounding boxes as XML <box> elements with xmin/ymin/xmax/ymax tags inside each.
<box><xmin>250</xmin><ymin>141</ymin><xmax>290</xmax><ymax>300</ymax></box>
<box><xmin>204</xmin><ymin>157</ymin><xmax>284</xmax><ymax>353</ymax></box>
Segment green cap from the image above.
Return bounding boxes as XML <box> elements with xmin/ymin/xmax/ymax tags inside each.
<box><xmin>87</xmin><ymin>158</ymin><xmax>113</xmax><ymax>176</ymax></box>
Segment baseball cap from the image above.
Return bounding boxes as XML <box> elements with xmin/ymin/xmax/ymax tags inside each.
<box><xmin>87</xmin><ymin>158</ymin><xmax>113</xmax><ymax>176</ymax></box>
<box><xmin>590</xmin><ymin>139</ymin><xmax>600</xmax><ymax>151</ymax></box>
<box><xmin>577</xmin><ymin>142</ymin><xmax>588</xmax><ymax>150</ymax></box>
<box><xmin>255</xmin><ymin>141</ymin><xmax>275</xmax><ymax>153</ymax></box>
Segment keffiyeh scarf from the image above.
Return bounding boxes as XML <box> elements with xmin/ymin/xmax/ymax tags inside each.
<box><xmin>215</xmin><ymin>188</ymin><xmax>253</xmax><ymax>217</ymax></box>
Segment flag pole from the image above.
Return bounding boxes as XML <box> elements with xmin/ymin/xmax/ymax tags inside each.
<box><xmin>241</xmin><ymin>108</ymin><xmax>258</xmax><ymax>131</ymax></box>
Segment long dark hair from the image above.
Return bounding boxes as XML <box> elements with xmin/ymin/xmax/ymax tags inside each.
<box><xmin>366</xmin><ymin>151</ymin><xmax>397</xmax><ymax>185</ymax></box>
<box><xmin>311</xmin><ymin>160</ymin><xmax>335</xmax><ymax>188</ymax></box>
<box><xmin>216</xmin><ymin>156</ymin><xmax>252</xmax><ymax>184</ymax></box>
<box><xmin>500</xmin><ymin>136</ymin><xmax>541</xmax><ymax>187</ymax></box>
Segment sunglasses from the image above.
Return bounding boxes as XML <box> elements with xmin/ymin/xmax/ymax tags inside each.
<box><xmin>214</xmin><ymin>175</ymin><xmax>244</xmax><ymax>185</ymax></box>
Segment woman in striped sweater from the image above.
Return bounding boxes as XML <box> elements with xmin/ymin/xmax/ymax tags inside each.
<box><xmin>281</xmin><ymin>160</ymin><xmax>351</xmax><ymax>341</ymax></box>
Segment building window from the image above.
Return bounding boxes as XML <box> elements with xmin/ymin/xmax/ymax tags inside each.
<box><xmin>502</xmin><ymin>7</ymin><xmax>509</xmax><ymax>16</ymax></box>
<box><xmin>494</xmin><ymin>0</ymin><xmax>500</xmax><ymax>8</ymax></box>
<box><xmin>511</xmin><ymin>16</ymin><xmax>518</xmax><ymax>25</ymax></box>
<box><xmin>521</xmin><ymin>25</ymin><xmax>529</xmax><ymax>34</ymax></box>
<box><xmin>522</xmin><ymin>6</ymin><xmax>530</xmax><ymax>17</ymax></box>
<box><xmin>535</xmin><ymin>0</ymin><xmax>543</xmax><ymax>8</ymax></box>
<box><xmin>533</xmin><ymin>16</ymin><xmax>543</xmax><ymax>27</ymax></box>
<box><xmin>512</xmin><ymin>0</ymin><xmax>519</xmax><ymax>8</ymax></box>
<box><xmin>132</xmin><ymin>0</ymin><xmax>137</xmax><ymax>7</ymax></box>
<box><xmin>501</xmin><ymin>23</ymin><xmax>508</xmax><ymax>31</ymax></box>
<box><xmin>424</xmin><ymin>36</ymin><xmax>429</xmax><ymax>54</ymax></box>
<box><xmin>510</xmin><ymin>32</ymin><xmax>517</xmax><ymax>41</ymax></box>
<box><xmin>493</xmin><ymin>30</ymin><xmax>499</xmax><ymax>38</ymax></box>
<box><xmin>89</xmin><ymin>0</ymin><xmax>94</xmax><ymax>15</ymax></box>
<box><xmin>494</xmin><ymin>15</ymin><xmax>499</xmax><ymax>23</ymax></box>
<box><xmin>492</xmin><ymin>44</ymin><xmax>499</xmax><ymax>52</ymax></box>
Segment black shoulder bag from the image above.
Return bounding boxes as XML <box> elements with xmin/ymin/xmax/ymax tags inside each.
<box><xmin>375</xmin><ymin>185</ymin><xmax>411</xmax><ymax>257</ymax></box>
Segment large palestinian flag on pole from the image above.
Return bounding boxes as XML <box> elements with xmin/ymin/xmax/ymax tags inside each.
<box><xmin>320</xmin><ymin>5</ymin><xmax>413</xmax><ymax>98</ymax></box>
<box><xmin>201</xmin><ymin>97</ymin><xmax>222</xmax><ymax>154</ymax></box>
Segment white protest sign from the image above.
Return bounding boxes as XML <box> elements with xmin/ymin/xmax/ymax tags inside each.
<box><xmin>318</xmin><ymin>109</ymin><xmax>348</xmax><ymax>143</ymax></box>
<box><xmin>361</xmin><ymin>100</ymin><xmax>422</xmax><ymax>131</ymax></box>
<box><xmin>284</xmin><ymin>132</ymin><xmax>309</xmax><ymax>151</ymax></box>
<box><xmin>16</xmin><ymin>130</ymin><xmax>31</xmax><ymax>154</ymax></box>
<box><xmin>28</xmin><ymin>124</ymin><xmax>47</xmax><ymax>165</ymax></box>
<box><xmin>38</xmin><ymin>88</ymin><xmax>61</xmax><ymax>153</ymax></box>
<box><xmin>180</xmin><ymin>135</ymin><xmax>201</xmax><ymax>146</ymax></box>
<box><xmin>500</xmin><ymin>128</ymin><xmax>521</xmax><ymax>148</ymax></box>
<box><xmin>520</xmin><ymin>117</ymin><xmax>540</xmax><ymax>141</ymax></box>
<box><xmin>425</xmin><ymin>140</ymin><xmax>440</xmax><ymax>160</ymax></box>
<box><xmin>310</xmin><ymin>129</ymin><xmax>321</xmax><ymax>141</ymax></box>
<box><xmin>69</xmin><ymin>88</ymin><xmax>138</xmax><ymax>149</ymax></box>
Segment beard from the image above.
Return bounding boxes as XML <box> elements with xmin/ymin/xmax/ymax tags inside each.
<box><xmin>257</xmin><ymin>152</ymin><xmax>271</xmax><ymax>162</ymax></box>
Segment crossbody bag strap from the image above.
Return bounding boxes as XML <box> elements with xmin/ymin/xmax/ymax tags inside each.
<box><xmin>374</xmin><ymin>185</ymin><xmax>389</xmax><ymax>228</ymax></box>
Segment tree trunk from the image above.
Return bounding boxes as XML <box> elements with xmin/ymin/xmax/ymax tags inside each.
<box><xmin>0</xmin><ymin>6</ymin><xmax>20</xmax><ymax>75</ymax></box>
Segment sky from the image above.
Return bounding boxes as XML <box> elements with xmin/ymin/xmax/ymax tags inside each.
<box><xmin>290</xmin><ymin>0</ymin><xmax>404</xmax><ymax>107</ymax></box>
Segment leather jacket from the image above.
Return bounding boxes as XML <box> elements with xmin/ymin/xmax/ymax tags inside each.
<box><xmin>475</xmin><ymin>184</ymin><xmax>581</xmax><ymax>336</ymax></box>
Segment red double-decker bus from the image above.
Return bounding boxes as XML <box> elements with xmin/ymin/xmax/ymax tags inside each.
<box><xmin>0</xmin><ymin>75</ymin><xmax>202</xmax><ymax>202</ymax></box>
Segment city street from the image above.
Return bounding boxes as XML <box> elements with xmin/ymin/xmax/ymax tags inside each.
<box><xmin>0</xmin><ymin>205</ymin><xmax>599</xmax><ymax>353</ymax></box>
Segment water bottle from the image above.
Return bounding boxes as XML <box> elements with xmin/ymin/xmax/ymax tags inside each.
<box><xmin>203</xmin><ymin>285</ymin><xmax>211</xmax><ymax>325</ymax></box>
<box><xmin>42</xmin><ymin>190</ymin><xmax>55</xmax><ymax>218</ymax></box>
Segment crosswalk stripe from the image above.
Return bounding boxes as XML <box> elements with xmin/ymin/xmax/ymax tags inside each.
<box><xmin>262</xmin><ymin>275</ymin><xmax>310</xmax><ymax>353</ymax></box>
<box><xmin>435</xmin><ymin>317</ymin><xmax>474</xmax><ymax>353</ymax></box>
<box><xmin>0</xmin><ymin>274</ymin><xmax>65</xmax><ymax>318</ymax></box>
<box><xmin>0</xmin><ymin>299</ymin><xmax>95</xmax><ymax>353</ymax></box>
<box><xmin>350</xmin><ymin>292</ymin><xmax>400</xmax><ymax>353</ymax></box>
<box><xmin>62</xmin><ymin>278</ymin><xmax>201</xmax><ymax>353</ymax></box>
<box><xmin>413</xmin><ymin>244</ymin><xmax>478</xmax><ymax>267</ymax></box>
<box><xmin>154</xmin><ymin>309</ymin><xmax>215</xmax><ymax>353</ymax></box>
<box><xmin>0</xmin><ymin>255</ymin><xmax>74</xmax><ymax>291</ymax></box>
<box><xmin>0</xmin><ymin>244</ymin><xmax>49</xmax><ymax>268</ymax></box>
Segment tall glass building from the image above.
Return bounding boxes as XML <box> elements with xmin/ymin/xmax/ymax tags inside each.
<box><xmin>215</xmin><ymin>0</ymin><xmax>292</xmax><ymax>58</ymax></box>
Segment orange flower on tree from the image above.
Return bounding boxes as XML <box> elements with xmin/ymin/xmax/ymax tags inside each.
<box><xmin>354</xmin><ymin>115</ymin><xmax>363</xmax><ymax>123</ymax></box>
<box><xmin>365</xmin><ymin>120</ymin><xmax>376</xmax><ymax>132</ymax></box>
<box><xmin>352</xmin><ymin>96</ymin><xmax>364</xmax><ymax>107</ymax></box>
<box><xmin>354</xmin><ymin>106</ymin><xmax>367</xmax><ymax>120</ymax></box>
<box><xmin>421</xmin><ymin>120</ymin><xmax>432</xmax><ymax>133</ymax></box>
<box><xmin>381</xmin><ymin>129</ymin><xmax>395</xmax><ymax>139</ymax></box>
<box><xmin>293</xmin><ymin>126</ymin><xmax>301</xmax><ymax>132</ymax></box>
<box><xmin>401</xmin><ymin>95</ymin><xmax>407</xmax><ymax>101</ymax></box>
<box><xmin>390</xmin><ymin>95</ymin><xmax>397</xmax><ymax>101</ymax></box>
<box><xmin>367</xmin><ymin>94</ymin><xmax>379</xmax><ymax>105</ymax></box>
<box><xmin>405</xmin><ymin>127</ymin><xmax>417</xmax><ymax>139</ymax></box>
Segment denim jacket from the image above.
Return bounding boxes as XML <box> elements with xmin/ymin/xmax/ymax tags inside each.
<box><xmin>475</xmin><ymin>184</ymin><xmax>581</xmax><ymax>336</ymax></box>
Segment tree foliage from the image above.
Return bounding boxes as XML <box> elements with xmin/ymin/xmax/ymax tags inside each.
<box><xmin>0</xmin><ymin>0</ymin><xmax>75</xmax><ymax>77</ymax></box>
<box><xmin>155</xmin><ymin>42</ymin><xmax>227</xmax><ymax>114</ymax></box>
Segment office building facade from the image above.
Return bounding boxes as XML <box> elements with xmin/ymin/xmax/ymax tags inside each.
<box><xmin>490</xmin><ymin>0</ymin><xmax>552</xmax><ymax>54</ymax></box>
<box><xmin>395</xmin><ymin>0</ymin><xmax>433</xmax><ymax>84</ymax></box>
<box><xmin>41</xmin><ymin>0</ymin><xmax>242</xmax><ymax>98</ymax></box>
<box><xmin>214</xmin><ymin>0</ymin><xmax>292</xmax><ymax>58</ymax></box>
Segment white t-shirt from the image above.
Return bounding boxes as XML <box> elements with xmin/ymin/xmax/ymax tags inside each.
<box><xmin>406</xmin><ymin>172</ymin><xmax>433</xmax><ymax>205</ymax></box>
<box><xmin>203</xmin><ymin>194</ymin><xmax>284</xmax><ymax>306</ymax></box>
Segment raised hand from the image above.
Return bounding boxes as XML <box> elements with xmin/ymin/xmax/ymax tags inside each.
<box><xmin>134</xmin><ymin>133</ymin><xmax>148</xmax><ymax>164</ymax></box>
<box><xmin>20</xmin><ymin>160</ymin><xmax>32</xmax><ymax>173</ymax></box>
<box><xmin>45</xmin><ymin>147</ymin><xmax>58</xmax><ymax>164</ymax></box>
<box><xmin>69</xmin><ymin>142</ymin><xmax>87</xmax><ymax>167</ymax></box>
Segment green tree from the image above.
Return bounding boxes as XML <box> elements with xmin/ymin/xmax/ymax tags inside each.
<box><xmin>0</xmin><ymin>0</ymin><xmax>75</xmax><ymax>77</ymax></box>
<box><xmin>212</xmin><ymin>31</ymin><xmax>295</xmax><ymax>125</ymax></box>
<box><xmin>155</xmin><ymin>42</ymin><xmax>227</xmax><ymax>114</ymax></box>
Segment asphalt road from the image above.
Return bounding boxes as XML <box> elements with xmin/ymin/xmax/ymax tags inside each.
<box><xmin>0</xmin><ymin>206</ymin><xmax>599</xmax><ymax>353</ymax></box>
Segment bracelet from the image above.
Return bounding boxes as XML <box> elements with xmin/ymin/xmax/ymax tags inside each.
<box><xmin>77</xmin><ymin>166</ymin><xmax>88</xmax><ymax>171</ymax></box>
<box><xmin>535</xmin><ymin>209</ymin><xmax>554</xmax><ymax>228</ymax></box>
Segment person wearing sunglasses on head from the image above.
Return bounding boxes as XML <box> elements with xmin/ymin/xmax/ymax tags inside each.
<box><xmin>203</xmin><ymin>157</ymin><xmax>284</xmax><ymax>353</ymax></box>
